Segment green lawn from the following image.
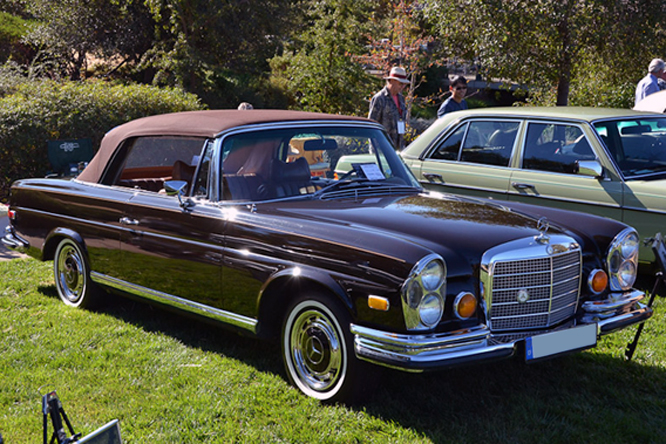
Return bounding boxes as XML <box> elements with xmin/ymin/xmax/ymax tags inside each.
<box><xmin>1</xmin><ymin>258</ymin><xmax>665</xmax><ymax>443</ymax></box>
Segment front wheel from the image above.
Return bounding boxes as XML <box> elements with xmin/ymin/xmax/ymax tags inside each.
<box><xmin>282</xmin><ymin>296</ymin><xmax>360</xmax><ymax>402</ymax></box>
<box><xmin>54</xmin><ymin>238</ymin><xmax>98</xmax><ymax>309</ymax></box>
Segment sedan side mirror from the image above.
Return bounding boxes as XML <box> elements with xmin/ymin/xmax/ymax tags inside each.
<box><xmin>575</xmin><ymin>160</ymin><xmax>604</xmax><ymax>179</ymax></box>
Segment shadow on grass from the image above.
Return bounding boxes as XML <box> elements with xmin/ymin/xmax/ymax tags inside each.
<box><xmin>38</xmin><ymin>284</ymin><xmax>666</xmax><ymax>443</ymax></box>
<box><xmin>37</xmin><ymin>285</ymin><xmax>285</xmax><ymax>375</ymax></box>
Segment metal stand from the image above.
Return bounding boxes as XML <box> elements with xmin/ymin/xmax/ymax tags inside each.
<box><xmin>42</xmin><ymin>391</ymin><xmax>80</xmax><ymax>444</ymax></box>
<box><xmin>625</xmin><ymin>233</ymin><xmax>666</xmax><ymax>361</ymax></box>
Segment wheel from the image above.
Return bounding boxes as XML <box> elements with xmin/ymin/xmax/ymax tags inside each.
<box><xmin>54</xmin><ymin>238</ymin><xmax>98</xmax><ymax>309</ymax></box>
<box><xmin>282</xmin><ymin>295</ymin><xmax>359</xmax><ymax>402</ymax></box>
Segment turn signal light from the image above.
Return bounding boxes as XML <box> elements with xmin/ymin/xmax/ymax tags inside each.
<box><xmin>588</xmin><ymin>269</ymin><xmax>608</xmax><ymax>294</ymax></box>
<box><xmin>368</xmin><ymin>295</ymin><xmax>389</xmax><ymax>311</ymax></box>
<box><xmin>455</xmin><ymin>292</ymin><xmax>477</xmax><ymax>319</ymax></box>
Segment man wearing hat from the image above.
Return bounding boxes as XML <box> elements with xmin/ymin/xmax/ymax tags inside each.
<box><xmin>368</xmin><ymin>66</ymin><xmax>410</xmax><ymax>150</ymax></box>
<box><xmin>635</xmin><ymin>58</ymin><xmax>665</xmax><ymax>105</ymax></box>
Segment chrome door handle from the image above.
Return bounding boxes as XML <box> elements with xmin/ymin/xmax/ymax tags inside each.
<box><xmin>512</xmin><ymin>182</ymin><xmax>535</xmax><ymax>190</ymax></box>
<box><xmin>119</xmin><ymin>217</ymin><xmax>139</xmax><ymax>226</ymax></box>
<box><xmin>423</xmin><ymin>173</ymin><xmax>444</xmax><ymax>183</ymax></box>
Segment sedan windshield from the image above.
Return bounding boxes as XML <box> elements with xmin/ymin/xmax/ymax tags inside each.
<box><xmin>219</xmin><ymin>125</ymin><xmax>421</xmax><ymax>201</ymax></box>
<box><xmin>594</xmin><ymin>117</ymin><xmax>666</xmax><ymax>178</ymax></box>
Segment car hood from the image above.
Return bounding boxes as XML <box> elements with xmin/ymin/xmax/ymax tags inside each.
<box><xmin>261</xmin><ymin>192</ymin><xmax>577</xmax><ymax>278</ymax></box>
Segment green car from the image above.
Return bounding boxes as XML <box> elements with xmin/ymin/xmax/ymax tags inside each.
<box><xmin>402</xmin><ymin>107</ymin><xmax>666</xmax><ymax>267</ymax></box>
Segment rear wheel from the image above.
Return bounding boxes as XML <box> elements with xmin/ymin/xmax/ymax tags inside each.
<box><xmin>282</xmin><ymin>294</ymin><xmax>363</xmax><ymax>402</ymax></box>
<box><xmin>54</xmin><ymin>238</ymin><xmax>98</xmax><ymax>309</ymax></box>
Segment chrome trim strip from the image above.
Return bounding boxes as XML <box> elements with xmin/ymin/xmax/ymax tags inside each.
<box><xmin>91</xmin><ymin>272</ymin><xmax>258</xmax><ymax>333</ymax></box>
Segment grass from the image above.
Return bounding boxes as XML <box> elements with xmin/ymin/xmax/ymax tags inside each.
<box><xmin>1</xmin><ymin>258</ymin><xmax>666</xmax><ymax>443</ymax></box>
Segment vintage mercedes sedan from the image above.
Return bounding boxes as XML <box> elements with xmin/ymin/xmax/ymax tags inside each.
<box><xmin>3</xmin><ymin>110</ymin><xmax>653</xmax><ymax>402</ymax></box>
<box><xmin>402</xmin><ymin>107</ymin><xmax>666</xmax><ymax>268</ymax></box>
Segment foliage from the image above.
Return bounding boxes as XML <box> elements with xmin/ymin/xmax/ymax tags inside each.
<box><xmin>0</xmin><ymin>11</ymin><xmax>35</xmax><ymax>64</ymax></box>
<box><xmin>142</xmin><ymin>0</ymin><xmax>293</xmax><ymax>108</ymax></box>
<box><xmin>355</xmin><ymin>0</ymin><xmax>438</xmax><ymax>125</ymax></box>
<box><xmin>22</xmin><ymin>0</ymin><xmax>155</xmax><ymax>80</ymax></box>
<box><xmin>0</xmin><ymin>79</ymin><xmax>203</xmax><ymax>201</ymax></box>
<box><xmin>527</xmin><ymin>51</ymin><xmax>636</xmax><ymax>109</ymax></box>
<box><xmin>418</xmin><ymin>0</ymin><xmax>666</xmax><ymax>106</ymax></box>
<box><xmin>1</xmin><ymin>258</ymin><xmax>666</xmax><ymax>442</ymax></box>
<box><xmin>269</xmin><ymin>0</ymin><xmax>376</xmax><ymax>115</ymax></box>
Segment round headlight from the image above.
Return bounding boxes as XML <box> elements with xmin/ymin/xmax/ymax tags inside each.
<box><xmin>405</xmin><ymin>280</ymin><xmax>423</xmax><ymax>309</ymax></box>
<box><xmin>621</xmin><ymin>232</ymin><xmax>639</xmax><ymax>258</ymax></box>
<box><xmin>421</xmin><ymin>260</ymin><xmax>444</xmax><ymax>291</ymax></box>
<box><xmin>419</xmin><ymin>293</ymin><xmax>444</xmax><ymax>327</ymax></box>
<box><xmin>401</xmin><ymin>254</ymin><xmax>447</xmax><ymax>330</ymax></box>
<box><xmin>617</xmin><ymin>260</ymin><xmax>637</xmax><ymax>289</ymax></box>
<box><xmin>607</xmin><ymin>228</ymin><xmax>640</xmax><ymax>291</ymax></box>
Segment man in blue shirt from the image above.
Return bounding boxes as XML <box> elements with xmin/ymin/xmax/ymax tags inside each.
<box><xmin>437</xmin><ymin>76</ymin><xmax>469</xmax><ymax>118</ymax></box>
<box><xmin>635</xmin><ymin>58</ymin><xmax>665</xmax><ymax>105</ymax></box>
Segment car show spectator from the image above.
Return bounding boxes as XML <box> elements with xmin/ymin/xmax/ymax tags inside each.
<box><xmin>437</xmin><ymin>75</ymin><xmax>469</xmax><ymax>119</ymax></box>
<box><xmin>238</xmin><ymin>102</ymin><xmax>254</xmax><ymax>110</ymax></box>
<box><xmin>635</xmin><ymin>58</ymin><xmax>665</xmax><ymax>104</ymax></box>
<box><xmin>368</xmin><ymin>66</ymin><xmax>410</xmax><ymax>150</ymax></box>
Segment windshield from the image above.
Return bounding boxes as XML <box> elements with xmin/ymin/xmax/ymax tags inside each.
<box><xmin>594</xmin><ymin>117</ymin><xmax>666</xmax><ymax>178</ymax></box>
<box><xmin>219</xmin><ymin>125</ymin><xmax>420</xmax><ymax>201</ymax></box>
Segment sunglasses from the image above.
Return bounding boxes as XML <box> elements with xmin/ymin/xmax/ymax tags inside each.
<box><xmin>454</xmin><ymin>86</ymin><xmax>468</xmax><ymax>90</ymax></box>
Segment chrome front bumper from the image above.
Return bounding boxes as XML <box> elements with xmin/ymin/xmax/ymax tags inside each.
<box><xmin>351</xmin><ymin>289</ymin><xmax>652</xmax><ymax>372</ymax></box>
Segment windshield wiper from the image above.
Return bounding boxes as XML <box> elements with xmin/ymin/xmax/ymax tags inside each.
<box><xmin>313</xmin><ymin>179</ymin><xmax>419</xmax><ymax>198</ymax></box>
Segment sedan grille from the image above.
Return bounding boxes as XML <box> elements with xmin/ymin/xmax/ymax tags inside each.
<box><xmin>482</xmin><ymin>236</ymin><xmax>581</xmax><ymax>332</ymax></box>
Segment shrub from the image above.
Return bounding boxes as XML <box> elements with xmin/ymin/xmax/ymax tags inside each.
<box><xmin>0</xmin><ymin>79</ymin><xmax>204</xmax><ymax>202</ymax></box>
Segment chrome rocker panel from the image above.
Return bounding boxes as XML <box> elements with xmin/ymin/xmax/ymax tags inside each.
<box><xmin>91</xmin><ymin>272</ymin><xmax>259</xmax><ymax>334</ymax></box>
<box><xmin>351</xmin><ymin>289</ymin><xmax>652</xmax><ymax>372</ymax></box>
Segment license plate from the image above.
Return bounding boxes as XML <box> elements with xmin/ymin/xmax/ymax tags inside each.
<box><xmin>525</xmin><ymin>323</ymin><xmax>597</xmax><ymax>361</ymax></box>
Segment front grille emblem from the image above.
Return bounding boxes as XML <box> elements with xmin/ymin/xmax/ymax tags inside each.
<box><xmin>516</xmin><ymin>288</ymin><xmax>530</xmax><ymax>304</ymax></box>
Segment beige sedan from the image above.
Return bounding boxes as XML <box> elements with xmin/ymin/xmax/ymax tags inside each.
<box><xmin>402</xmin><ymin>107</ymin><xmax>666</xmax><ymax>267</ymax></box>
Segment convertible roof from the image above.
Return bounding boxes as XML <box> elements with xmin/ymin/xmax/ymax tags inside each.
<box><xmin>77</xmin><ymin>109</ymin><xmax>370</xmax><ymax>184</ymax></box>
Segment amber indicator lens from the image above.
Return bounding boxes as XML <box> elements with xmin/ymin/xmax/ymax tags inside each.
<box><xmin>456</xmin><ymin>292</ymin><xmax>477</xmax><ymax>319</ymax></box>
<box><xmin>589</xmin><ymin>269</ymin><xmax>608</xmax><ymax>294</ymax></box>
<box><xmin>368</xmin><ymin>295</ymin><xmax>389</xmax><ymax>311</ymax></box>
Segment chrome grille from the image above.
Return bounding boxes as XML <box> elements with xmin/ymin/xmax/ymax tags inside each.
<box><xmin>484</xmin><ymin>239</ymin><xmax>581</xmax><ymax>332</ymax></box>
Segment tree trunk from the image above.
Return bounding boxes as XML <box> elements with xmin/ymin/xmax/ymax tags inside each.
<box><xmin>556</xmin><ymin>74</ymin><xmax>570</xmax><ymax>106</ymax></box>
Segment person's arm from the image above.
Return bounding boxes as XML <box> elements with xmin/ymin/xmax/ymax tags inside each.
<box><xmin>368</xmin><ymin>95</ymin><xmax>382</xmax><ymax>122</ymax></box>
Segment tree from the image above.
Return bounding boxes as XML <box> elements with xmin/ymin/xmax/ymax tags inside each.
<box><xmin>23</xmin><ymin>0</ymin><xmax>154</xmax><ymax>80</ymax></box>
<box><xmin>354</xmin><ymin>0</ymin><xmax>436</xmax><ymax>126</ymax></box>
<box><xmin>269</xmin><ymin>0</ymin><xmax>376</xmax><ymax>115</ymax></box>
<box><xmin>143</xmin><ymin>0</ymin><xmax>293</xmax><ymax>108</ymax></box>
<box><xmin>419</xmin><ymin>0</ymin><xmax>666</xmax><ymax>106</ymax></box>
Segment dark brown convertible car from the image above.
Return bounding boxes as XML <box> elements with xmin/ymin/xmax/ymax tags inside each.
<box><xmin>3</xmin><ymin>110</ymin><xmax>653</xmax><ymax>402</ymax></box>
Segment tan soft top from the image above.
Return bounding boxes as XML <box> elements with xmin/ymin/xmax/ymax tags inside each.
<box><xmin>77</xmin><ymin>109</ymin><xmax>369</xmax><ymax>184</ymax></box>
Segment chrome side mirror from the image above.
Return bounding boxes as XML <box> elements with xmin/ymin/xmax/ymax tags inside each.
<box><xmin>164</xmin><ymin>180</ymin><xmax>193</xmax><ymax>209</ymax></box>
<box><xmin>575</xmin><ymin>160</ymin><xmax>604</xmax><ymax>179</ymax></box>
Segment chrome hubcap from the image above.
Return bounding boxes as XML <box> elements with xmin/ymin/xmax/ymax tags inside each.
<box><xmin>290</xmin><ymin>309</ymin><xmax>342</xmax><ymax>393</ymax></box>
<box><xmin>57</xmin><ymin>244</ymin><xmax>84</xmax><ymax>302</ymax></box>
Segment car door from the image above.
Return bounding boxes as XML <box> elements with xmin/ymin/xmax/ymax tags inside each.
<box><xmin>110</xmin><ymin>136</ymin><xmax>225</xmax><ymax>308</ymax></box>
<box><xmin>507</xmin><ymin>120</ymin><xmax>625</xmax><ymax>221</ymax></box>
<box><xmin>120</xmin><ymin>191</ymin><xmax>225</xmax><ymax>307</ymax></box>
<box><xmin>417</xmin><ymin>119</ymin><xmax>520</xmax><ymax>199</ymax></box>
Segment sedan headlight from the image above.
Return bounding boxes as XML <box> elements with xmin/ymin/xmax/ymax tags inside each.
<box><xmin>401</xmin><ymin>254</ymin><xmax>446</xmax><ymax>330</ymax></box>
<box><xmin>607</xmin><ymin>228</ymin><xmax>639</xmax><ymax>291</ymax></box>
